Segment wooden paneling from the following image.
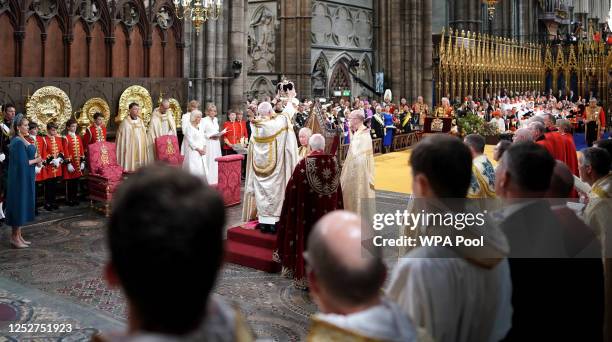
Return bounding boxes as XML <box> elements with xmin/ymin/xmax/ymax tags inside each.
<box><xmin>23</xmin><ymin>17</ymin><xmax>42</xmax><ymax>77</ymax></box>
<box><xmin>150</xmin><ymin>28</ymin><xmax>163</xmax><ymax>77</ymax></box>
<box><xmin>89</xmin><ymin>23</ymin><xmax>106</xmax><ymax>77</ymax></box>
<box><xmin>112</xmin><ymin>26</ymin><xmax>128</xmax><ymax>78</ymax></box>
<box><xmin>129</xmin><ymin>28</ymin><xmax>144</xmax><ymax>78</ymax></box>
<box><xmin>165</xmin><ymin>30</ymin><xmax>178</xmax><ymax>78</ymax></box>
<box><xmin>0</xmin><ymin>14</ymin><xmax>15</xmax><ymax>77</ymax></box>
<box><xmin>70</xmin><ymin>21</ymin><xmax>88</xmax><ymax>77</ymax></box>
<box><xmin>44</xmin><ymin>19</ymin><xmax>64</xmax><ymax>77</ymax></box>
<box><xmin>1</xmin><ymin>1</ymin><xmax>183</xmax><ymax>79</ymax></box>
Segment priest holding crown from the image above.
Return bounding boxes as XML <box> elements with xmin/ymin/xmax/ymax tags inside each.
<box><xmin>242</xmin><ymin>80</ymin><xmax>299</xmax><ymax>234</ymax></box>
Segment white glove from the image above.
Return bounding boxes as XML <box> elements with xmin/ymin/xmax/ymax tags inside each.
<box><xmin>80</xmin><ymin>162</ymin><xmax>85</xmax><ymax>171</ymax></box>
<box><xmin>35</xmin><ymin>166</ymin><xmax>42</xmax><ymax>174</ymax></box>
<box><xmin>67</xmin><ymin>164</ymin><xmax>75</xmax><ymax>173</ymax></box>
<box><xmin>0</xmin><ymin>153</ymin><xmax>5</xmax><ymax>162</ymax></box>
<box><xmin>52</xmin><ymin>158</ymin><xmax>61</xmax><ymax>168</ymax></box>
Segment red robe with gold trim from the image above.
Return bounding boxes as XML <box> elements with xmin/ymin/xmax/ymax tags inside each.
<box><xmin>275</xmin><ymin>151</ymin><xmax>344</xmax><ymax>288</ymax></box>
<box><xmin>44</xmin><ymin>135</ymin><xmax>65</xmax><ymax>178</ymax></box>
<box><xmin>83</xmin><ymin>124</ymin><xmax>107</xmax><ymax>146</ymax></box>
<box><xmin>25</xmin><ymin>135</ymin><xmax>48</xmax><ymax>182</ymax></box>
<box><xmin>62</xmin><ymin>133</ymin><xmax>85</xmax><ymax>180</ymax></box>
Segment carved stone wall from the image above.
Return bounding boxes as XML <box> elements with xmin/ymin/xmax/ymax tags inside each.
<box><xmin>311</xmin><ymin>0</ymin><xmax>373</xmax><ymax>99</ymax></box>
<box><xmin>246</xmin><ymin>1</ymin><xmax>277</xmax><ymax>100</ymax></box>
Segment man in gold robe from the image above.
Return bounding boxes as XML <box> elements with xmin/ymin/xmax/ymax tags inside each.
<box><xmin>147</xmin><ymin>99</ymin><xmax>177</xmax><ymax>160</ymax></box>
<box><xmin>116</xmin><ymin>102</ymin><xmax>151</xmax><ymax>172</ymax></box>
<box><xmin>340</xmin><ymin>109</ymin><xmax>375</xmax><ymax>220</ymax></box>
<box><xmin>585</xmin><ymin>97</ymin><xmax>606</xmax><ymax>147</ymax></box>
<box><xmin>464</xmin><ymin>134</ymin><xmax>496</xmax><ymax>199</ymax></box>
<box><xmin>242</xmin><ymin>101</ymin><xmax>299</xmax><ymax>233</ymax></box>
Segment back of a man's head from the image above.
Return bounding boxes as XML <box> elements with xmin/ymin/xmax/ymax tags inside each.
<box><xmin>513</xmin><ymin>127</ymin><xmax>534</xmax><ymax>142</ymax></box>
<box><xmin>410</xmin><ymin>135</ymin><xmax>472</xmax><ymax>198</ymax></box>
<box><xmin>108</xmin><ymin>164</ymin><xmax>226</xmax><ymax>335</ymax></box>
<box><xmin>464</xmin><ymin>134</ymin><xmax>486</xmax><ymax>155</ymax></box>
<box><xmin>499</xmin><ymin>142</ymin><xmax>555</xmax><ymax>196</ymax></box>
<box><xmin>580</xmin><ymin>147</ymin><xmax>611</xmax><ymax>179</ymax></box>
<box><xmin>307</xmin><ymin>211</ymin><xmax>385</xmax><ymax>312</ymax></box>
<box><xmin>547</xmin><ymin>160</ymin><xmax>574</xmax><ymax>198</ymax></box>
<box><xmin>594</xmin><ymin>139</ymin><xmax>612</xmax><ymax>165</ymax></box>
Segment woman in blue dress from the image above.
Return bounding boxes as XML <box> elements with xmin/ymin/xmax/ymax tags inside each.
<box><xmin>5</xmin><ymin>114</ymin><xmax>41</xmax><ymax>248</ymax></box>
<box><xmin>382</xmin><ymin>107</ymin><xmax>395</xmax><ymax>153</ymax></box>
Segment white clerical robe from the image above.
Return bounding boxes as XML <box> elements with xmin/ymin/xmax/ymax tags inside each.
<box><xmin>182</xmin><ymin>122</ymin><xmax>208</xmax><ymax>184</ymax></box>
<box><xmin>116</xmin><ymin>116</ymin><xmax>151</xmax><ymax>172</ymax></box>
<box><xmin>242</xmin><ymin>112</ymin><xmax>299</xmax><ymax>225</ymax></box>
<box><xmin>201</xmin><ymin>116</ymin><xmax>222</xmax><ymax>185</ymax></box>
<box><xmin>180</xmin><ymin>112</ymin><xmax>192</xmax><ymax>156</ymax></box>
<box><xmin>148</xmin><ymin>109</ymin><xmax>177</xmax><ymax>161</ymax></box>
<box><xmin>312</xmin><ymin>298</ymin><xmax>419</xmax><ymax>342</ymax></box>
<box><xmin>386</xmin><ymin>229</ymin><xmax>512</xmax><ymax>342</ymax></box>
<box><xmin>340</xmin><ymin>125</ymin><xmax>376</xmax><ymax>219</ymax></box>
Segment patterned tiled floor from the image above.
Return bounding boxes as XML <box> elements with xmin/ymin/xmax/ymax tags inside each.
<box><xmin>0</xmin><ymin>190</ymin><xmax>409</xmax><ymax>341</ymax></box>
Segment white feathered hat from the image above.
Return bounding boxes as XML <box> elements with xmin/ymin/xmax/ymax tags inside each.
<box><xmin>384</xmin><ymin>89</ymin><xmax>392</xmax><ymax>103</ymax></box>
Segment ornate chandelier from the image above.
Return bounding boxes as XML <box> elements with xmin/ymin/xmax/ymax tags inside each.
<box><xmin>172</xmin><ymin>0</ymin><xmax>222</xmax><ymax>35</ymax></box>
<box><xmin>483</xmin><ymin>0</ymin><xmax>499</xmax><ymax>20</ymax></box>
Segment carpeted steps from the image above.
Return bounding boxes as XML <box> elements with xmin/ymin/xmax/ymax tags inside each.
<box><xmin>226</xmin><ymin>225</ymin><xmax>280</xmax><ymax>273</ymax></box>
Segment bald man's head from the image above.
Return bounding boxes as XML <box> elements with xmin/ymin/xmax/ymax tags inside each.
<box><xmin>547</xmin><ymin>161</ymin><xmax>574</xmax><ymax>198</ymax></box>
<box><xmin>307</xmin><ymin>211</ymin><xmax>385</xmax><ymax>308</ymax></box>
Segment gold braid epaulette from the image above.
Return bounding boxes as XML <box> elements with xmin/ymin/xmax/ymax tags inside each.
<box><xmin>253</xmin><ymin>127</ymin><xmax>288</xmax><ymax>144</ymax></box>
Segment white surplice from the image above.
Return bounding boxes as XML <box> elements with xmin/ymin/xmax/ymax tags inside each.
<box><xmin>180</xmin><ymin>112</ymin><xmax>192</xmax><ymax>156</ymax></box>
<box><xmin>201</xmin><ymin>116</ymin><xmax>222</xmax><ymax>185</ymax></box>
<box><xmin>313</xmin><ymin>298</ymin><xmax>419</xmax><ymax>342</ymax></box>
<box><xmin>386</xmin><ymin>229</ymin><xmax>512</xmax><ymax>342</ymax></box>
<box><xmin>182</xmin><ymin>122</ymin><xmax>208</xmax><ymax>184</ymax></box>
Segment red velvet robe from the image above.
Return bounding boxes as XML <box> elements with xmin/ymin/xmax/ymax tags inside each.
<box><xmin>44</xmin><ymin>135</ymin><xmax>65</xmax><ymax>178</ymax></box>
<box><xmin>25</xmin><ymin>135</ymin><xmax>48</xmax><ymax>182</ymax></box>
<box><xmin>558</xmin><ymin>132</ymin><xmax>579</xmax><ymax>176</ymax></box>
<box><xmin>83</xmin><ymin>124</ymin><xmax>107</xmax><ymax>145</ymax></box>
<box><xmin>62</xmin><ymin>133</ymin><xmax>85</xmax><ymax>180</ymax></box>
<box><xmin>538</xmin><ymin>133</ymin><xmax>566</xmax><ymax>163</ymax></box>
<box><xmin>276</xmin><ymin>151</ymin><xmax>344</xmax><ymax>288</ymax></box>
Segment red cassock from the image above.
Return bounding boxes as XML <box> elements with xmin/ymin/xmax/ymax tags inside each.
<box><xmin>558</xmin><ymin>132</ymin><xmax>579</xmax><ymax>176</ymax></box>
<box><xmin>83</xmin><ymin>124</ymin><xmax>107</xmax><ymax>145</ymax></box>
<box><xmin>44</xmin><ymin>135</ymin><xmax>65</xmax><ymax>178</ymax></box>
<box><xmin>25</xmin><ymin>135</ymin><xmax>48</xmax><ymax>182</ymax></box>
<box><xmin>275</xmin><ymin>151</ymin><xmax>344</xmax><ymax>288</ymax></box>
<box><xmin>222</xmin><ymin>120</ymin><xmax>245</xmax><ymax>151</ymax></box>
<box><xmin>62</xmin><ymin>134</ymin><xmax>85</xmax><ymax>180</ymax></box>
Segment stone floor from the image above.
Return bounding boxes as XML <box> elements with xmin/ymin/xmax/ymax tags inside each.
<box><xmin>0</xmin><ymin>190</ymin><xmax>408</xmax><ymax>341</ymax></box>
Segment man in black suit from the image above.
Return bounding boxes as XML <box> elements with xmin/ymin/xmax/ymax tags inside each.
<box><xmin>494</xmin><ymin>142</ymin><xmax>603</xmax><ymax>341</ymax></box>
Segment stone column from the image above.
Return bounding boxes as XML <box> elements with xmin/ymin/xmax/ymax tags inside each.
<box><xmin>228</xmin><ymin>0</ymin><xmax>247</xmax><ymax>110</ymax></box>
<box><xmin>279</xmin><ymin>0</ymin><xmax>312</xmax><ymax>98</ymax></box>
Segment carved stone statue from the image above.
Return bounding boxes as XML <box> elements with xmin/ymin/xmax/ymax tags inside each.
<box><xmin>80</xmin><ymin>0</ymin><xmax>100</xmax><ymax>21</ymax></box>
<box><xmin>248</xmin><ymin>6</ymin><xmax>275</xmax><ymax>72</ymax></box>
<box><xmin>156</xmin><ymin>7</ymin><xmax>173</xmax><ymax>29</ymax></box>
<box><xmin>32</xmin><ymin>0</ymin><xmax>57</xmax><ymax>18</ymax></box>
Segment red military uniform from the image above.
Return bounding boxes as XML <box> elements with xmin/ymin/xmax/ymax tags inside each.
<box><xmin>62</xmin><ymin>133</ymin><xmax>85</xmax><ymax>180</ymax></box>
<box><xmin>44</xmin><ymin>135</ymin><xmax>65</xmax><ymax>178</ymax></box>
<box><xmin>83</xmin><ymin>124</ymin><xmax>107</xmax><ymax>145</ymax></box>
<box><xmin>25</xmin><ymin>134</ymin><xmax>48</xmax><ymax>182</ymax></box>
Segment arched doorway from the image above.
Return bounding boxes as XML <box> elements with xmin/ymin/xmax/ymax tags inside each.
<box><xmin>329</xmin><ymin>61</ymin><xmax>351</xmax><ymax>102</ymax></box>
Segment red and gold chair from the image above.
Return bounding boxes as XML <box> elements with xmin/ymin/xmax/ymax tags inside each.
<box><xmin>87</xmin><ymin>141</ymin><xmax>124</xmax><ymax>216</ymax></box>
<box><xmin>155</xmin><ymin>135</ymin><xmax>184</xmax><ymax>166</ymax></box>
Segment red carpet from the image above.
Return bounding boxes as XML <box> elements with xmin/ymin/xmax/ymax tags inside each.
<box><xmin>226</xmin><ymin>225</ymin><xmax>281</xmax><ymax>273</ymax></box>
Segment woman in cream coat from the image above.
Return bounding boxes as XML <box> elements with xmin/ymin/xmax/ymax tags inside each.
<box><xmin>182</xmin><ymin>110</ymin><xmax>208</xmax><ymax>184</ymax></box>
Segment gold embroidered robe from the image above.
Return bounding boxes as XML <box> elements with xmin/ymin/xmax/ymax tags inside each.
<box><xmin>116</xmin><ymin>116</ymin><xmax>151</xmax><ymax>172</ymax></box>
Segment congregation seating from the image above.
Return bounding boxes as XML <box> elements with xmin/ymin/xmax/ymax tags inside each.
<box><xmin>87</xmin><ymin>141</ymin><xmax>125</xmax><ymax>216</ymax></box>
<box><xmin>155</xmin><ymin>135</ymin><xmax>184</xmax><ymax>166</ymax></box>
